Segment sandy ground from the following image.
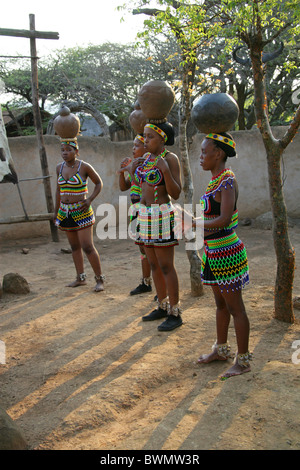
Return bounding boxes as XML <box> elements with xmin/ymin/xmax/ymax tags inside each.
<box><xmin>0</xmin><ymin>224</ymin><xmax>300</xmax><ymax>451</ymax></box>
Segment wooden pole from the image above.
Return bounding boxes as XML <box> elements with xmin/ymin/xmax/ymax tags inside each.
<box><xmin>29</xmin><ymin>14</ymin><xmax>58</xmax><ymax>242</ymax></box>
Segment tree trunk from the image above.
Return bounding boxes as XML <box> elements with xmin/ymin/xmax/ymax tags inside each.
<box><xmin>250</xmin><ymin>43</ymin><xmax>295</xmax><ymax>323</ymax></box>
<box><xmin>179</xmin><ymin>70</ymin><xmax>203</xmax><ymax>297</ymax></box>
<box><xmin>266</xmin><ymin>141</ymin><xmax>295</xmax><ymax>322</ymax></box>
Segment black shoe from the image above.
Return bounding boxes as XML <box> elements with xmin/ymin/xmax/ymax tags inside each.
<box><xmin>130</xmin><ymin>282</ymin><xmax>152</xmax><ymax>296</ymax></box>
<box><xmin>142</xmin><ymin>307</ymin><xmax>168</xmax><ymax>322</ymax></box>
<box><xmin>158</xmin><ymin>314</ymin><xmax>183</xmax><ymax>331</ymax></box>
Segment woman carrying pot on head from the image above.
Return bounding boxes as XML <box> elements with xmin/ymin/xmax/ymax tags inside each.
<box><xmin>54</xmin><ymin>138</ymin><xmax>105</xmax><ymax>292</ymax></box>
<box><xmin>132</xmin><ymin>121</ymin><xmax>183</xmax><ymax>331</ymax></box>
<box><xmin>178</xmin><ymin>132</ymin><xmax>251</xmax><ymax>378</ymax></box>
<box><xmin>118</xmin><ymin>134</ymin><xmax>152</xmax><ymax>296</ymax></box>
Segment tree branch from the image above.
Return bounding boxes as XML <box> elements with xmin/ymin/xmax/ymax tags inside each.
<box><xmin>132</xmin><ymin>8</ymin><xmax>162</xmax><ymax>17</ymax></box>
<box><xmin>280</xmin><ymin>104</ymin><xmax>300</xmax><ymax>149</ymax></box>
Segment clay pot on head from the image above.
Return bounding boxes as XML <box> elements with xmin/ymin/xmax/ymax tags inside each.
<box><xmin>137</xmin><ymin>80</ymin><xmax>175</xmax><ymax>121</ymax></box>
<box><xmin>129</xmin><ymin>102</ymin><xmax>147</xmax><ymax>135</ymax></box>
<box><xmin>191</xmin><ymin>93</ymin><xmax>239</xmax><ymax>134</ymax></box>
<box><xmin>53</xmin><ymin>106</ymin><xmax>80</xmax><ymax>139</ymax></box>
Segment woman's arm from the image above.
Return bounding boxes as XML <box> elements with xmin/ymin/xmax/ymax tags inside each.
<box><xmin>81</xmin><ymin>162</ymin><xmax>103</xmax><ymax>210</ymax></box>
<box><xmin>158</xmin><ymin>153</ymin><xmax>182</xmax><ymax>200</ymax></box>
<box><xmin>119</xmin><ymin>157</ymin><xmax>132</xmax><ymax>191</ymax></box>
<box><xmin>53</xmin><ymin>164</ymin><xmax>61</xmax><ymax>221</ymax></box>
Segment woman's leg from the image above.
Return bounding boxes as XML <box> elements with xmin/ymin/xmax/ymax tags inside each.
<box><xmin>198</xmin><ymin>285</ymin><xmax>231</xmax><ymax>363</ymax></box>
<box><xmin>65</xmin><ymin>230</ymin><xmax>86</xmax><ymax>287</ymax></box>
<box><xmin>220</xmin><ymin>288</ymin><xmax>251</xmax><ymax>378</ymax></box>
<box><xmin>143</xmin><ymin>246</ymin><xmax>167</xmax><ymax>302</ymax></box>
<box><xmin>154</xmin><ymin>245</ymin><xmax>179</xmax><ymax>307</ymax></box>
<box><xmin>140</xmin><ymin>245</ymin><xmax>151</xmax><ymax>279</ymax></box>
<box><xmin>77</xmin><ymin>226</ymin><xmax>104</xmax><ymax>292</ymax></box>
<box><xmin>197</xmin><ymin>285</ymin><xmax>251</xmax><ymax>377</ymax></box>
<box><xmin>154</xmin><ymin>245</ymin><xmax>182</xmax><ymax>331</ymax></box>
<box><xmin>129</xmin><ymin>245</ymin><xmax>152</xmax><ymax>295</ymax></box>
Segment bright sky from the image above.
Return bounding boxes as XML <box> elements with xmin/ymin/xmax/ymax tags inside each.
<box><xmin>0</xmin><ymin>0</ymin><xmax>145</xmax><ymax>57</ymax></box>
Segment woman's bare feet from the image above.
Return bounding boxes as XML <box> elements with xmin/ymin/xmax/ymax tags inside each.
<box><xmin>197</xmin><ymin>342</ymin><xmax>231</xmax><ymax>364</ymax></box>
<box><xmin>66</xmin><ymin>272</ymin><xmax>87</xmax><ymax>288</ymax></box>
<box><xmin>221</xmin><ymin>352</ymin><xmax>252</xmax><ymax>379</ymax></box>
<box><xmin>94</xmin><ymin>280</ymin><xmax>104</xmax><ymax>292</ymax></box>
<box><xmin>221</xmin><ymin>362</ymin><xmax>251</xmax><ymax>379</ymax></box>
<box><xmin>66</xmin><ymin>279</ymin><xmax>87</xmax><ymax>287</ymax></box>
<box><xmin>197</xmin><ymin>349</ymin><xmax>228</xmax><ymax>364</ymax></box>
<box><xmin>94</xmin><ymin>275</ymin><xmax>105</xmax><ymax>292</ymax></box>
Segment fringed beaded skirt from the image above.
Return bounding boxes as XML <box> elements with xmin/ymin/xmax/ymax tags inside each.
<box><xmin>201</xmin><ymin>229</ymin><xmax>249</xmax><ymax>292</ymax></box>
<box><xmin>55</xmin><ymin>201</ymin><xmax>95</xmax><ymax>231</ymax></box>
<box><xmin>135</xmin><ymin>202</ymin><xmax>179</xmax><ymax>247</ymax></box>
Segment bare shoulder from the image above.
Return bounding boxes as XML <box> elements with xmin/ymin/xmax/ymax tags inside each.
<box><xmin>165</xmin><ymin>151</ymin><xmax>179</xmax><ymax>164</ymax></box>
<box><xmin>80</xmin><ymin>160</ymin><xmax>97</xmax><ymax>174</ymax></box>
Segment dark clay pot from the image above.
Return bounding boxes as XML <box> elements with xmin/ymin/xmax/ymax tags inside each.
<box><xmin>191</xmin><ymin>93</ymin><xmax>239</xmax><ymax>134</ymax></box>
<box><xmin>137</xmin><ymin>80</ymin><xmax>175</xmax><ymax>121</ymax></box>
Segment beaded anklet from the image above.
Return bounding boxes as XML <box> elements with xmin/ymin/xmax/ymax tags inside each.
<box><xmin>168</xmin><ymin>302</ymin><xmax>182</xmax><ymax>317</ymax></box>
<box><xmin>235</xmin><ymin>351</ymin><xmax>253</xmax><ymax>368</ymax></box>
<box><xmin>158</xmin><ymin>296</ymin><xmax>169</xmax><ymax>311</ymax></box>
<box><xmin>212</xmin><ymin>341</ymin><xmax>231</xmax><ymax>359</ymax></box>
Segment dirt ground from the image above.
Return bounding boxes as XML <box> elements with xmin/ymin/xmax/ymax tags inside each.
<box><xmin>0</xmin><ymin>224</ymin><xmax>300</xmax><ymax>451</ymax></box>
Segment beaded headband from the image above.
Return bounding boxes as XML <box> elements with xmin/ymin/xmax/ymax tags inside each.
<box><xmin>206</xmin><ymin>133</ymin><xmax>236</xmax><ymax>149</ymax></box>
<box><xmin>60</xmin><ymin>138</ymin><xmax>79</xmax><ymax>150</ymax></box>
<box><xmin>136</xmin><ymin>134</ymin><xmax>145</xmax><ymax>143</ymax></box>
<box><xmin>144</xmin><ymin>123</ymin><xmax>168</xmax><ymax>142</ymax></box>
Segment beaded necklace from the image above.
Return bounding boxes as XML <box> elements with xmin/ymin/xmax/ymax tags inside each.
<box><xmin>205</xmin><ymin>168</ymin><xmax>235</xmax><ymax>197</ymax></box>
<box><xmin>135</xmin><ymin>148</ymin><xmax>168</xmax><ymax>202</ymax></box>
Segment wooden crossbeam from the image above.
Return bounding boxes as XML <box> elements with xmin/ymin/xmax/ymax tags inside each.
<box><xmin>0</xmin><ymin>28</ymin><xmax>59</xmax><ymax>40</ymax></box>
<box><xmin>0</xmin><ymin>214</ymin><xmax>54</xmax><ymax>224</ymax></box>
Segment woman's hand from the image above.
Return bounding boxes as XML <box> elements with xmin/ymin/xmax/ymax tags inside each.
<box><xmin>79</xmin><ymin>198</ymin><xmax>91</xmax><ymax>212</ymax></box>
<box><xmin>117</xmin><ymin>157</ymin><xmax>134</xmax><ymax>175</ymax></box>
<box><xmin>173</xmin><ymin>205</ymin><xmax>194</xmax><ymax>238</ymax></box>
<box><xmin>155</xmin><ymin>157</ymin><xmax>170</xmax><ymax>177</ymax></box>
<box><xmin>120</xmin><ymin>157</ymin><xmax>132</xmax><ymax>169</ymax></box>
<box><xmin>131</xmin><ymin>157</ymin><xmax>146</xmax><ymax>172</ymax></box>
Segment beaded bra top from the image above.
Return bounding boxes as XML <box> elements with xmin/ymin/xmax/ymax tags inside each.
<box><xmin>134</xmin><ymin>149</ymin><xmax>168</xmax><ymax>203</ymax></box>
<box><xmin>58</xmin><ymin>160</ymin><xmax>88</xmax><ymax>196</ymax></box>
<box><xmin>200</xmin><ymin>168</ymin><xmax>238</xmax><ymax>232</ymax></box>
<box><xmin>134</xmin><ymin>149</ymin><xmax>167</xmax><ymax>187</ymax></box>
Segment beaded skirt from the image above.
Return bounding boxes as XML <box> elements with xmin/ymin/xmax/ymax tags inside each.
<box><xmin>201</xmin><ymin>230</ymin><xmax>249</xmax><ymax>292</ymax></box>
<box><xmin>55</xmin><ymin>201</ymin><xmax>95</xmax><ymax>231</ymax></box>
<box><xmin>135</xmin><ymin>202</ymin><xmax>179</xmax><ymax>247</ymax></box>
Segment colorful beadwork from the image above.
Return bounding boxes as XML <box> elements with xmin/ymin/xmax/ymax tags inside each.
<box><xmin>56</xmin><ymin>201</ymin><xmax>95</xmax><ymax>231</ymax></box>
<box><xmin>145</xmin><ymin>123</ymin><xmax>167</xmax><ymax>142</ymax></box>
<box><xmin>206</xmin><ymin>133</ymin><xmax>236</xmax><ymax>149</ymax></box>
<box><xmin>135</xmin><ymin>149</ymin><xmax>167</xmax><ymax>202</ymax></box>
<box><xmin>204</xmin><ymin>168</ymin><xmax>235</xmax><ymax>197</ymax></box>
<box><xmin>200</xmin><ymin>169</ymin><xmax>249</xmax><ymax>292</ymax></box>
<box><xmin>58</xmin><ymin>161</ymin><xmax>88</xmax><ymax>196</ymax></box>
<box><xmin>136</xmin><ymin>202</ymin><xmax>178</xmax><ymax>247</ymax></box>
<box><xmin>201</xmin><ymin>232</ymin><xmax>249</xmax><ymax>291</ymax></box>
<box><xmin>136</xmin><ymin>134</ymin><xmax>144</xmax><ymax>143</ymax></box>
<box><xmin>60</xmin><ymin>138</ymin><xmax>79</xmax><ymax>149</ymax></box>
